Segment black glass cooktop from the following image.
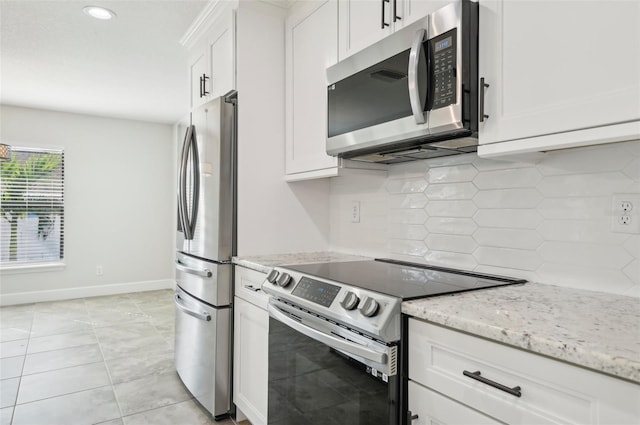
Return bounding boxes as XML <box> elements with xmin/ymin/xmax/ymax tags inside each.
<box><xmin>280</xmin><ymin>258</ymin><xmax>526</xmax><ymax>301</ymax></box>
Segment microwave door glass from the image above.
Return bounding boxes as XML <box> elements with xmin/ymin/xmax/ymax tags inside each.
<box><xmin>327</xmin><ymin>48</ymin><xmax>427</xmax><ymax>138</ymax></box>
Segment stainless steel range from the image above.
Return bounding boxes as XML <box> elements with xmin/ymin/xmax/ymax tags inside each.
<box><xmin>261</xmin><ymin>258</ymin><xmax>525</xmax><ymax>425</ymax></box>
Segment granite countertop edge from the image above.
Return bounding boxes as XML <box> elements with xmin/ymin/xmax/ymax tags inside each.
<box><xmin>403</xmin><ymin>283</ymin><xmax>640</xmax><ymax>384</ymax></box>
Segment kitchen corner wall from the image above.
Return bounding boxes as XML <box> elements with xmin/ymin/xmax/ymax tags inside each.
<box><xmin>0</xmin><ymin>105</ymin><xmax>175</xmax><ymax>305</ymax></box>
<box><xmin>329</xmin><ymin>140</ymin><xmax>640</xmax><ymax>297</ymax></box>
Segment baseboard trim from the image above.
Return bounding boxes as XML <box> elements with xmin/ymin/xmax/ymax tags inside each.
<box><xmin>0</xmin><ymin>279</ymin><xmax>176</xmax><ymax>306</ymax></box>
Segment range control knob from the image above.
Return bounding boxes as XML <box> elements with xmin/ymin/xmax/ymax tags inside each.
<box><xmin>340</xmin><ymin>291</ymin><xmax>360</xmax><ymax>311</ymax></box>
<box><xmin>276</xmin><ymin>272</ymin><xmax>292</xmax><ymax>288</ymax></box>
<box><xmin>266</xmin><ymin>269</ymin><xmax>279</xmax><ymax>285</ymax></box>
<box><xmin>359</xmin><ymin>297</ymin><xmax>379</xmax><ymax>318</ymax></box>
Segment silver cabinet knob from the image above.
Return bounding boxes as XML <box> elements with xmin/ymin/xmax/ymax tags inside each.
<box><xmin>340</xmin><ymin>291</ymin><xmax>360</xmax><ymax>310</ymax></box>
<box><xmin>276</xmin><ymin>272</ymin><xmax>292</xmax><ymax>288</ymax></box>
<box><xmin>266</xmin><ymin>269</ymin><xmax>279</xmax><ymax>284</ymax></box>
<box><xmin>359</xmin><ymin>297</ymin><xmax>379</xmax><ymax>317</ymax></box>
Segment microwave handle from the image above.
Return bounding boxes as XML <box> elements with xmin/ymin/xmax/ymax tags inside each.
<box><xmin>408</xmin><ymin>28</ymin><xmax>427</xmax><ymax>125</ymax></box>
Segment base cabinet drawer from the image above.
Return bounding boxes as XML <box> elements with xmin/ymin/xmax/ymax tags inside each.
<box><xmin>408</xmin><ymin>319</ymin><xmax>640</xmax><ymax>425</ymax></box>
<box><xmin>408</xmin><ymin>380</ymin><xmax>500</xmax><ymax>425</ymax></box>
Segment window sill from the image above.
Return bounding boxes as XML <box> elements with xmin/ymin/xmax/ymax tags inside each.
<box><xmin>0</xmin><ymin>262</ymin><xmax>66</xmax><ymax>275</ymax></box>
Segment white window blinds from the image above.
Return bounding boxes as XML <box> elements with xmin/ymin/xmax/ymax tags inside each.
<box><xmin>0</xmin><ymin>147</ymin><xmax>65</xmax><ymax>267</ymax></box>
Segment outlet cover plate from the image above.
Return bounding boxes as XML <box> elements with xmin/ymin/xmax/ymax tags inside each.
<box><xmin>611</xmin><ymin>193</ymin><xmax>640</xmax><ymax>234</ymax></box>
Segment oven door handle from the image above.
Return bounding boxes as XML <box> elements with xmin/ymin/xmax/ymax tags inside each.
<box><xmin>268</xmin><ymin>303</ymin><xmax>388</xmax><ymax>365</ymax></box>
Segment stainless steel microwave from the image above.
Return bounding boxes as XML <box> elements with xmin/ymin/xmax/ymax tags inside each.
<box><xmin>326</xmin><ymin>0</ymin><xmax>479</xmax><ymax>164</ymax></box>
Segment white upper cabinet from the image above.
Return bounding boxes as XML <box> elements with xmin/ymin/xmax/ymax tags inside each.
<box><xmin>338</xmin><ymin>0</ymin><xmax>451</xmax><ymax>60</ymax></box>
<box><xmin>208</xmin><ymin>12</ymin><xmax>236</xmax><ymax>100</ymax></box>
<box><xmin>478</xmin><ymin>0</ymin><xmax>640</xmax><ymax>157</ymax></box>
<box><xmin>189</xmin><ymin>39</ymin><xmax>210</xmax><ymax>110</ymax></box>
<box><xmin>186</xmin><ymin>6</ymin><xmax>236</xmax><ymax>111</ymax></box>
<box><xmin>285</xmin><ymin>0</ymin><xmax>340</xmax><ymax>180</ymax></box>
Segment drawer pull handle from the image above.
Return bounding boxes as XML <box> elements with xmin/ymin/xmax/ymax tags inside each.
<box><xmin>244</xmin><ymin>285</ymin><xmax>261</xmax><ymax>292</ymax></box>
<box><xmin>407</xmin><ymin>410</ymin><xmax>419</xmax><ymax>422</ymax></box>
<box><xmin>463</xmin><ymin>370</ymin><xmax>522</xmax><ymax>397</ymax></box>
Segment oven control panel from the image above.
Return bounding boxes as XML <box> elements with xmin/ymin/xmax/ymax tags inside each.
<box><xmin>291</xmin><ymin>277</ymin><xmax>341</xmax><ymax>307</ymax></box>
<box><xmin>262</xmin><ymin>266</ymin><xmax>402</xmax><ymax>343</ymax></box>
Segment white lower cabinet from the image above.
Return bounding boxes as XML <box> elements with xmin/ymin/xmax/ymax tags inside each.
<box><xmin>408</xmin><ymin>319</ymin><xmax>640</xmax><ymax>425</ymax></box>
<box><xmin>233</xmin><ymin>266</ymin><xmax>269</xmax><ymax>425</ymax></box>
<box><xmin>408</xmin><ymin>380</ymin><xmax>500</xmax><ymax>425</ymax></box>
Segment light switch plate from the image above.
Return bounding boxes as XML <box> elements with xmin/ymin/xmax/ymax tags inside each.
<box><xmin>351</xmin><ymin>201</ymin><xmax>360</xmax><ymax>223</ymax></box>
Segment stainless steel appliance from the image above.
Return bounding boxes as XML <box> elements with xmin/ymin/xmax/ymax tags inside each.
<box><xmin>326</xmin><ymin>0</ymin><xmax>479</xmax><ymax>163</ymax></box>
<box><xmin>262</xmin><ymin>258</ymin><xmax>525</xmax><ymax>425</ymax></box>
<box><xmin>174</xmin><ymin>91</ymin><xmax>237</xmax><ymax>419</ymax></box>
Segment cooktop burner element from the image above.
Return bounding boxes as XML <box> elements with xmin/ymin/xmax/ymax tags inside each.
<box><xmin>262</xmin><ymin>258</ymin><xmax>526</xmax><ymax>344</ymax></box>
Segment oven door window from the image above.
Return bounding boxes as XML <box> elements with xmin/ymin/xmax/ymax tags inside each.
<box><xmin>327</xmin><ymin>47</ymin><xmax>427</xmax><ymax>138</ymax></box>
<box><xmin>268</xmin><ymin>317</ymin><xmax>397</xmax><ymax>425</ymax></box>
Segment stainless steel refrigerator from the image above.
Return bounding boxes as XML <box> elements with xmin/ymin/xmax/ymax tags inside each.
<box><xmin>174</xmin><ymin>91</ymin><xmax>237</xmax><ymax>419</ymax></box>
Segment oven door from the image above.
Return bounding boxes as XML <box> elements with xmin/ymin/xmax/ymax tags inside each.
<box><xmin>267</xmin><ymin>300</ymin><xmax>399</xmax><ymax>425</ymax></box>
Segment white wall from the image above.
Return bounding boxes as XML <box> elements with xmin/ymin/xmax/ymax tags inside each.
<box><xmin>235</xmin><ymin>1</ymin><xmax>331</xmax><ymax>256</ymax></box>
<box><xmin>329</xmin><ymin>141</ymin><xmax>640</xmax><ymax>296</ymax></box>
<box><xmin>0</xmin><ymin>105</ymin><xmax>175</xmax><ymax>305</ymax></box>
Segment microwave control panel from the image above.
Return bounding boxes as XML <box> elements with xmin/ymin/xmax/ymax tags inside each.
<box><xmin>430</xmin><ymin>29</ymin><xmax>457</xmax><ymax>110</ymax></box>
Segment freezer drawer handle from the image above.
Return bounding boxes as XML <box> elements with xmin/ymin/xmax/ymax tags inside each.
<box><xmin>175</xmin><ymin>259</ymin><xmax>212</xmax><ymax>278</ymax></box>
<box><xmin>174</xmin><ymin>293</ymin><xmax>212</xmax><ymax>322</ymax></box>
<box><xmin>463</xmin><ymin>370</ymin><xmax>522</xmax><ymax>397</ymax></box>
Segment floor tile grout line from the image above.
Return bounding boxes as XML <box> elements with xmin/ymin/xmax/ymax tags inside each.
<box><xmin>23</xmin><ymin>339</ymin><xmax>101</xmax><ymax>359</ymax></box>
<box><xmin>10</xmin><ymin>306</ymin><xmax>35</xmax><ymax>425</ymax></box>
<box><xmin>88</xmin><ymin>297</ymin><xmax>126</xmax><ymax>422</ymax></box>
<box><xmin>19</xmin><ymin>356</ymin><xmax>106</xmax><ymax>379</ymax></box>
<box><xmin>117</xmin><ymin>395</ymin><xmax>197</xmax><ymax>422</ymax></box>
<box><xmin>11</xmin><ymin>383</ymin><xmax>115</xmax><ymax>410</ymax></box>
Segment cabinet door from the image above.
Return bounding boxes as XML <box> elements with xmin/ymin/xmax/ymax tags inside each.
<box><xmin>189</xmin><ymin>40</ymin><xmax>209</xmax><ymax>110</ymax></box>
<box><xmin>408</xmin><ymin>380</ymin><xmax>501</xmax><ymax>425</ymax></box>
<box><xmin>338</xmin><ymin>0</ymin><xmax>392</xmax><ymax>60</ymax></box>
<box><xmin>285</xmin><ymin>0</ymin><xmax>339</xmax><ymax>177</ymax></box>
<box><xmin>233</xmin><ymin>296</ymin><xmax>268</xmax><ymax>425</ymax></box>
<box><xmin>479</xmin><ymin>0</ymin><xmax>640</xmax><ymax>146</ymax></box>
<box><xmin>208</xmin><ymin>9</ymin><xmax>236</xmax><ymax>99</ymax></box>
<box><xmin>394</xmin><ymin>0</ymin><xmax>451</xmax><ymax>29</ymax></box>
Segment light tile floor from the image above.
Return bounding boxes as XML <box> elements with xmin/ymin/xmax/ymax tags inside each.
<box><xmin>0</xmin><ymin>290</ymin><xmax>243</xmax><ymax>425</ymax></box>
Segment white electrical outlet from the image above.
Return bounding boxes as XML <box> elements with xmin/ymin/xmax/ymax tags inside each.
<box><xmin>351</xmin><ymin>201</ymin><xmax>360</xmax><ymax>223</ymax></box>
<box><xmin>96</xmin><ymin>266</ymin><xmax>103</xmax><ymax>276</ymax></box>
<box><xmin>611</xmin><ymin>194</ymin><xmax>640</xmax><ymax>234</ymax></box>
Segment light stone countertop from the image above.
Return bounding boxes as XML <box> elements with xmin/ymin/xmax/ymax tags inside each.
<box><xmin>233</xmin><ymin>253</ymin><xmax>639</xmax><ymax>384</ymax></box>
<box><xmin>403</xmin><ymin>282</ymin><xmax>640</xmax><ymax>384</ymax></box>
<box><xmin>232</xmin><ymin>251</ymin><xmax>371</xmax><ymax>274</ymax></box>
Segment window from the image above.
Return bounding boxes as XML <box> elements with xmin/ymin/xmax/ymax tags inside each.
<box><xmin>0</xmin><ymin>147</ymin><xmax>65</xmax><ymax>268</ymax></box>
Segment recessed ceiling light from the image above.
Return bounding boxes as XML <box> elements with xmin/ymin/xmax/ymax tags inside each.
<box><xmin>83</xmin><ymin>6</ymin><xmax>117</xmax><ymax>20</ymax></box>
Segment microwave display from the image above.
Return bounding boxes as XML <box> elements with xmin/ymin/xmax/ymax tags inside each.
<box><xmin>431</xmin><ymin>29</ymin><xmax>457</xmax><ymax>110</ymax></box>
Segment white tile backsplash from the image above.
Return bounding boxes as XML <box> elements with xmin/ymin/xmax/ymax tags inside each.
<box><xmin>329</xmin><ymin>140</ymin><xmax>640</xmax><ymax>296</ymax></box>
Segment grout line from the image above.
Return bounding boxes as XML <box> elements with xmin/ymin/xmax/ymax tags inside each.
<box><xmin>89</xmin><ymin>297</ymin><xmax>125</xmax><ymax>423</ymax></box>
<box><xmin>9</xmin><ymin>306</ymin><xmax>35</xmax><ymax>425</ymax></box>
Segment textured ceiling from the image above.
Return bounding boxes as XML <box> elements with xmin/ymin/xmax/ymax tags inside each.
<box><xmin>0</xmin><ymin>0</ymin><xmax>208</xmax><ymax>124</ymax></box>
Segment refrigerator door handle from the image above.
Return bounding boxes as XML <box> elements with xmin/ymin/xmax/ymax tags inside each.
<box><xmin>175</xmin><ymin>259</ymin><xmax>213</xmax><ymax>278</ymax></box>
<box><xmin>189</xmin><ymin>125</ymin><xmax>200</xmax><ymax>239</ymax></box>
<box><xmin>178</xmin><ymin>125</ymin><xmax>193</xmax><ymax>240</ymax></box>
<box><xmin>174</xmin><ymin>292</ymin><xmax>211</xmax><ymax>321</ymax></box>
